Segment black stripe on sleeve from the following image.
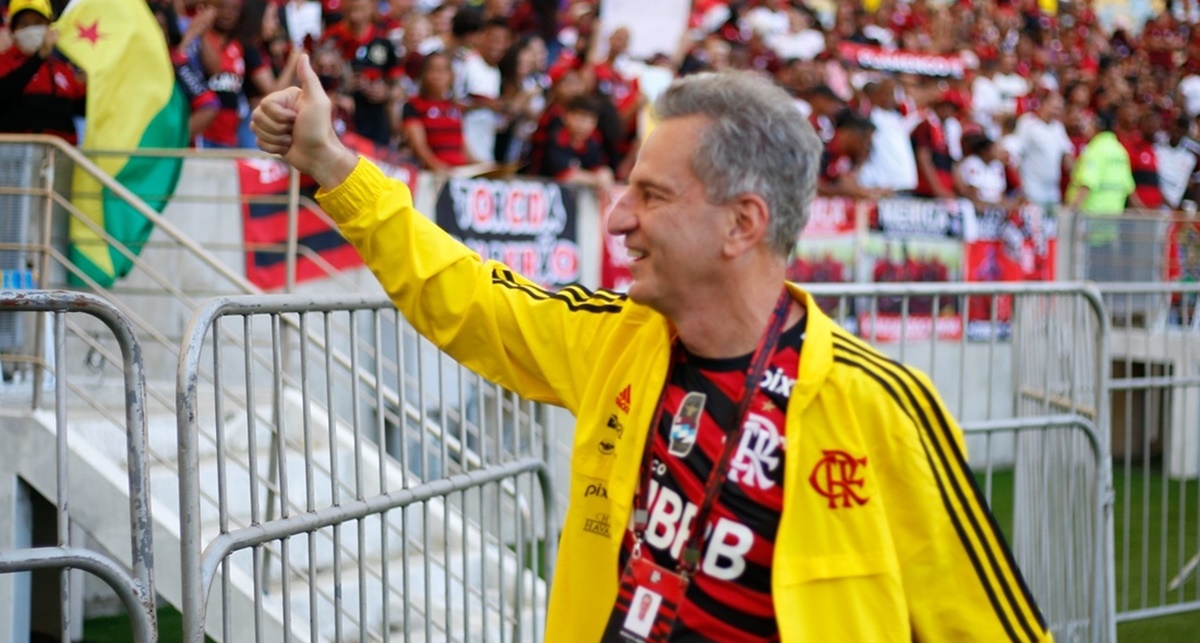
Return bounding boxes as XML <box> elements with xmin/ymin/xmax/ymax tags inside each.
<box><xmin>890</xmin><ymin>353</ymin><xmax>1049</xmax><ymax>634</ymax></box>
<box><xmin>835</xmin><ymin>334</ymin><xmax>1045</xmax><ymax>635</ymax></box>
<box><xmin>490</xmin><ymin>268</ymin><xmax>625</xmax><ymax>313</ymax></box>
<box><xmin>559</xmin><ymin>282</ymin><xmax>626</xmax><ymax>303</ymax></box>
<box><xmin>831</xmin><ymin>353</ymin><xmax>1021</xmax><ymax>643</ymax></box>
<box><xmin>832</xmin><ymin>335</ymin><xmax>1038</xmax><ymax>643</ymax></box>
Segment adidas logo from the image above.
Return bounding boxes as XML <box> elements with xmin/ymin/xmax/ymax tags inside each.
<box><xmin>615</xmin><ymin>385</ymin><xmax>631</xmax><ymax>414</ymax></box>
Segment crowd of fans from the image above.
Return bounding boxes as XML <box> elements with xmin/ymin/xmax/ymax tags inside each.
<box><xmin>2</xmin><ymin>0</ymin><xmax>1200</xmax><ymax>211</ymax></box>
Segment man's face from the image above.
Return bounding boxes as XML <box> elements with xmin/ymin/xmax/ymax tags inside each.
<box><xmin>999</xmin><ymin>52</ymin><xmax>1016</xmax><ymax>73</ymax></box>
<box><xmin>1117</xmin><ymin>102</ymin><xmax>1139</xmax><ymax>129</ymax></box>
<box><xmin>1170</xmin><ymin>119</ymin><xmax>1191</xmax><ymax>144</ymax></box>
<box><xmin>481</xmin><ymin>25</ymin><xmax>511</xmax><ymax>65</ymax></box>
<box><xmin>1140</xmin><ymin>112</ymin><xmax>1162</xmax><ymax>139</ymax></box>
<box><xmin>214</xmin><ymin>0</ymin><xmax>242</xmax><ymax>32</ymax></box>
<box><xmin>608</xmin><ymin>27</ymin><xmax>629</xmax><ymax>57</ymax></box>
<box><xmin>843</xmin><ymin>129</ymin><xmax>873</xmax><ymax>163</ymax></box>
<box><xmin>607</xmin><ymin>116</ymin><xmax>732</xmax><ymax>314</ymax></box>
<box><xmin>813</xmin><ymin>96</ymin><xmax>843</xmax><ymax>118</ymax></box>
<box><xmin>431</xmin><ymin>6</ymin><xmax>454</xmax><ymax>33</ymax></box>
<box><xmin>934</xmin><ymin>101</ymin><xmax>957</xmax><ymax>121</ymax></box>
<box><xmin>554</xmin><ymin>71</ymin><xmax>585</xmax><ymax>100</ymax></box>
<box><xmin>869</xmin><ymin>81</ymin><xmax>896</xmax><ymax>110</ymax></box>
<box><xmin>1039</xmin><ymin>94</ymin><xmax>1064</xmax><ymax>121</ymax></box>
<box><xmin>346</xmin><ymin>0</ymin><xmax>373</xmax><ymax>26</ymax></box>
<box><xmin>564</xmin><ymin>109</ymin><xmax>598</xmax><ymax>140</ymax></box>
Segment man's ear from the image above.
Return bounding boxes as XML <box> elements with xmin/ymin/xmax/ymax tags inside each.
<box><xmin>724</xmin><ymin>193</ymin><xmax>771</xmax><ymax>258</ymax></box>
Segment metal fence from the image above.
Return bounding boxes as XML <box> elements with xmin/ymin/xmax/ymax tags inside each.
<box><xmin>1095</xmin><ymin>282</ymin><xmax>1200</xmax><ymax>626</ymax></box>
<box><xmin>808</xmin><ymin>282</ymin><xmax>1111</xmax><ymax>643</ymax></box>
<box><xmin>0</xmin><ymin>290</ymin><xmax>156</xmax><ymax>642</ymax></box>
<box><xmin>173</xmin><ymin>285</ymin><xmax>1114</xmax><ymax>642</ymax></box>
<box><xmin>176</xmin><ymin>294</ymin><xmax>557</xmax><ymax>643</ymax></box>
<box><xmin>1063</xmin><ymin>211</ymin><xmax>1200</xmax><ymax>287</ymax></box>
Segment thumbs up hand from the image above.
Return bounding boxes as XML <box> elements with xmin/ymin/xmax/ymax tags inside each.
<box><xmin>251</xmin><ymin>54</ymin><xmax>358</xmax><ymax>188</ymax></box>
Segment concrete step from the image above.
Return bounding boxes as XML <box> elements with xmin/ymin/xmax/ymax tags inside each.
<box><xmin>4</xmin><ymin>410</ymin><xmax>290</xmax><ymax>643</ymax></box>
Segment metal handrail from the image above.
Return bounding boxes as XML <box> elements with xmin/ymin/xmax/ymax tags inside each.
<box><xmin>1</xmin><ymin>137</ymin><xmax>449</xmax><ymax>638</ymax></box>
<box><xmin>177</xmin><ymin>294</ymin><xmax>555</xmax><ymax>639</ymax></box>
<box><xmin>0</xmin><ymin>135</ymin><xmax>266</xmax><ymax>295</ymax></box>
<box><xmin>0</xmin><ymin>290</ymin><xmax>156</xmax><ymax>641</ymax></box>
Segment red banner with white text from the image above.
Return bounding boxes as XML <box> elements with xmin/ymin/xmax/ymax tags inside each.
<box><xmin>963</xmin><ymin>204</ymin><xmax>1056</xmax><ymax>339</ymax></box>
<box><xmin>838</xmin><ymin>42</ymin><xmax>966</xmax><ymax>78</ymax></box>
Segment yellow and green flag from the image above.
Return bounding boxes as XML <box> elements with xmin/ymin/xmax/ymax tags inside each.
<box><xmin>55</xmin><ymin>0</ymin><xmax>188</xmax><ymax>288</ymax></box>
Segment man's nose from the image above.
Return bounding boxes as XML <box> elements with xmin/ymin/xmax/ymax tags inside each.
<box><xmin>606</xmin><ymin>189</ymin><xmax>635</xmax><ymax>236</ymax></box>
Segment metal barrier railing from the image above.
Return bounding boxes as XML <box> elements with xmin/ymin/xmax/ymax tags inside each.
<box><xmin>1094</xmin><ymin>282</ymin><xmax>1200</xmax><ymax>626</ymax></box>
<box><xmin>0</xmin><ymin>290</ymin><xmax>155</xmax><ymax>641</ymax></box>
<box><xmin>806</xmin><ymin>281</ymin><xmax>1112</xmax><ymax>643</ymax></box>
<box><xmin>964</xmin><ymin>415</ymin><xmax>1106</xmax><ymax>642</ymax></box>
<box><xmin>1066</xmin><ymin>210</ymin><xmax>1197</xmax><ymax>286</ymax></box>
<box><xmin>177</xmin><ymin>294</ymin><xmax>557</xmax><ymax>643</ymax></box>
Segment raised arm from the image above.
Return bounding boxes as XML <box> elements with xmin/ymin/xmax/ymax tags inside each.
<box><xmin>251</xmin><ymin>55</ymin><xmax>622</xmax><ymax>410</ymax></box>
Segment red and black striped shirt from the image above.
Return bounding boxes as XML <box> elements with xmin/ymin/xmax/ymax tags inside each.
<box><xmin>1119</xmin><ymin>132</ymin><xmax>1164</xmax><ymax>210</ymax></box>
<box><xmin>911</xmin><ymin>116</ymin><xmax>955</xmax><ymax>197</ymax></box>
<box><xmin>402</xmin><ymin>96</ymin><xmax>470</xmax><ymax>167</ymax></box>
<box><xmin>615</xmin><ymin>319</ymin><xmax>805</xmax><ymax>641</ymax></box>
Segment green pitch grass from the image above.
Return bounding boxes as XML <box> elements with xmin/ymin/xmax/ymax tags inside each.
<box><xmin>980</xmin><ymin>468</ymin><xmax>1200</xmax><ymax>642</ymax></box>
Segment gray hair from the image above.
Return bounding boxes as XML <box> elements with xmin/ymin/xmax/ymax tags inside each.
<box><xmin>654</xmin><ymin>72</ymin><xmax>821</xmax><ymax>257</ymax></box>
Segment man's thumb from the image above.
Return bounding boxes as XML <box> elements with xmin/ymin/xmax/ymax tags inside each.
<box><xmin>297</xmin><ymin>54</ymin><xmax>325</xmax><ymax>99</ymax></box>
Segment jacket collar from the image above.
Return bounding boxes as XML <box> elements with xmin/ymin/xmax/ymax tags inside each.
<box><xmin>787</xmin><ymin>282</ymin><xmax>834</xmax><ymax>415</ymax></box>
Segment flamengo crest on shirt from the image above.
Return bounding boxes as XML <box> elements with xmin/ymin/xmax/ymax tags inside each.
<box><xmin>728</xmin><ymin>412</ymin><xmax>784</xmax><ymax>491</ymax></box>
<box><xmin>808</xmin><ymin>450</ymin><xmax>869</xmax><ymax>509</ymax></box>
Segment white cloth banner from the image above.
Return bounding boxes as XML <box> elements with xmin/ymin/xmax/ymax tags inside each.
<box><xmin>597</xmin><ymin>0</ymin><xmax>691</xmax><ymax>60</ymax></box>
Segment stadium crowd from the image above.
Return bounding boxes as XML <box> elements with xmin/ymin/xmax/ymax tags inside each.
<box><xmin>2</xmin><ymin>0</ymin><xmax>1200</xmax><ymax>211</ymax></box>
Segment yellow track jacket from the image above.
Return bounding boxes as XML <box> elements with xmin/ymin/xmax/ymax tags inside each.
<box><xmin>317</xmin><ymin>159</ymin><xmax>1052</xmax><ymax>642</ymax></box>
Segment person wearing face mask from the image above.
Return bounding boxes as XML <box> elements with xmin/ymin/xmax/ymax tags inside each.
<box><xmin>0</xmin><ymin>0</ymin><xmax>87</xmax><ymax>144</ymax></box>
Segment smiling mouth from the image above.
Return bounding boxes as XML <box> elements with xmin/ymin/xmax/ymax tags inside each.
<box><xmin>627</xmin><ymin>249</ymin><xmax>647</xmax><ymax>262</ymax></box>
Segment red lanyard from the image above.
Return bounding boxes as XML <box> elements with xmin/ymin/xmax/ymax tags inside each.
<box><xmin>632</xmin><ymin>289</ymin><xmax>793</xmax><ymax>576</ymax></box>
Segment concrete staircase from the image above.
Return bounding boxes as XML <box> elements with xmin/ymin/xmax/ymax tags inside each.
<box><xmin>36</xmin><ymin>370</ymin><xmax>547</xmax><ymax>642</ymax></box>
<box><xmin>186</xmin><ymin>387</ymin><xmax>548</xmax><ymax>642</ymax></box>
